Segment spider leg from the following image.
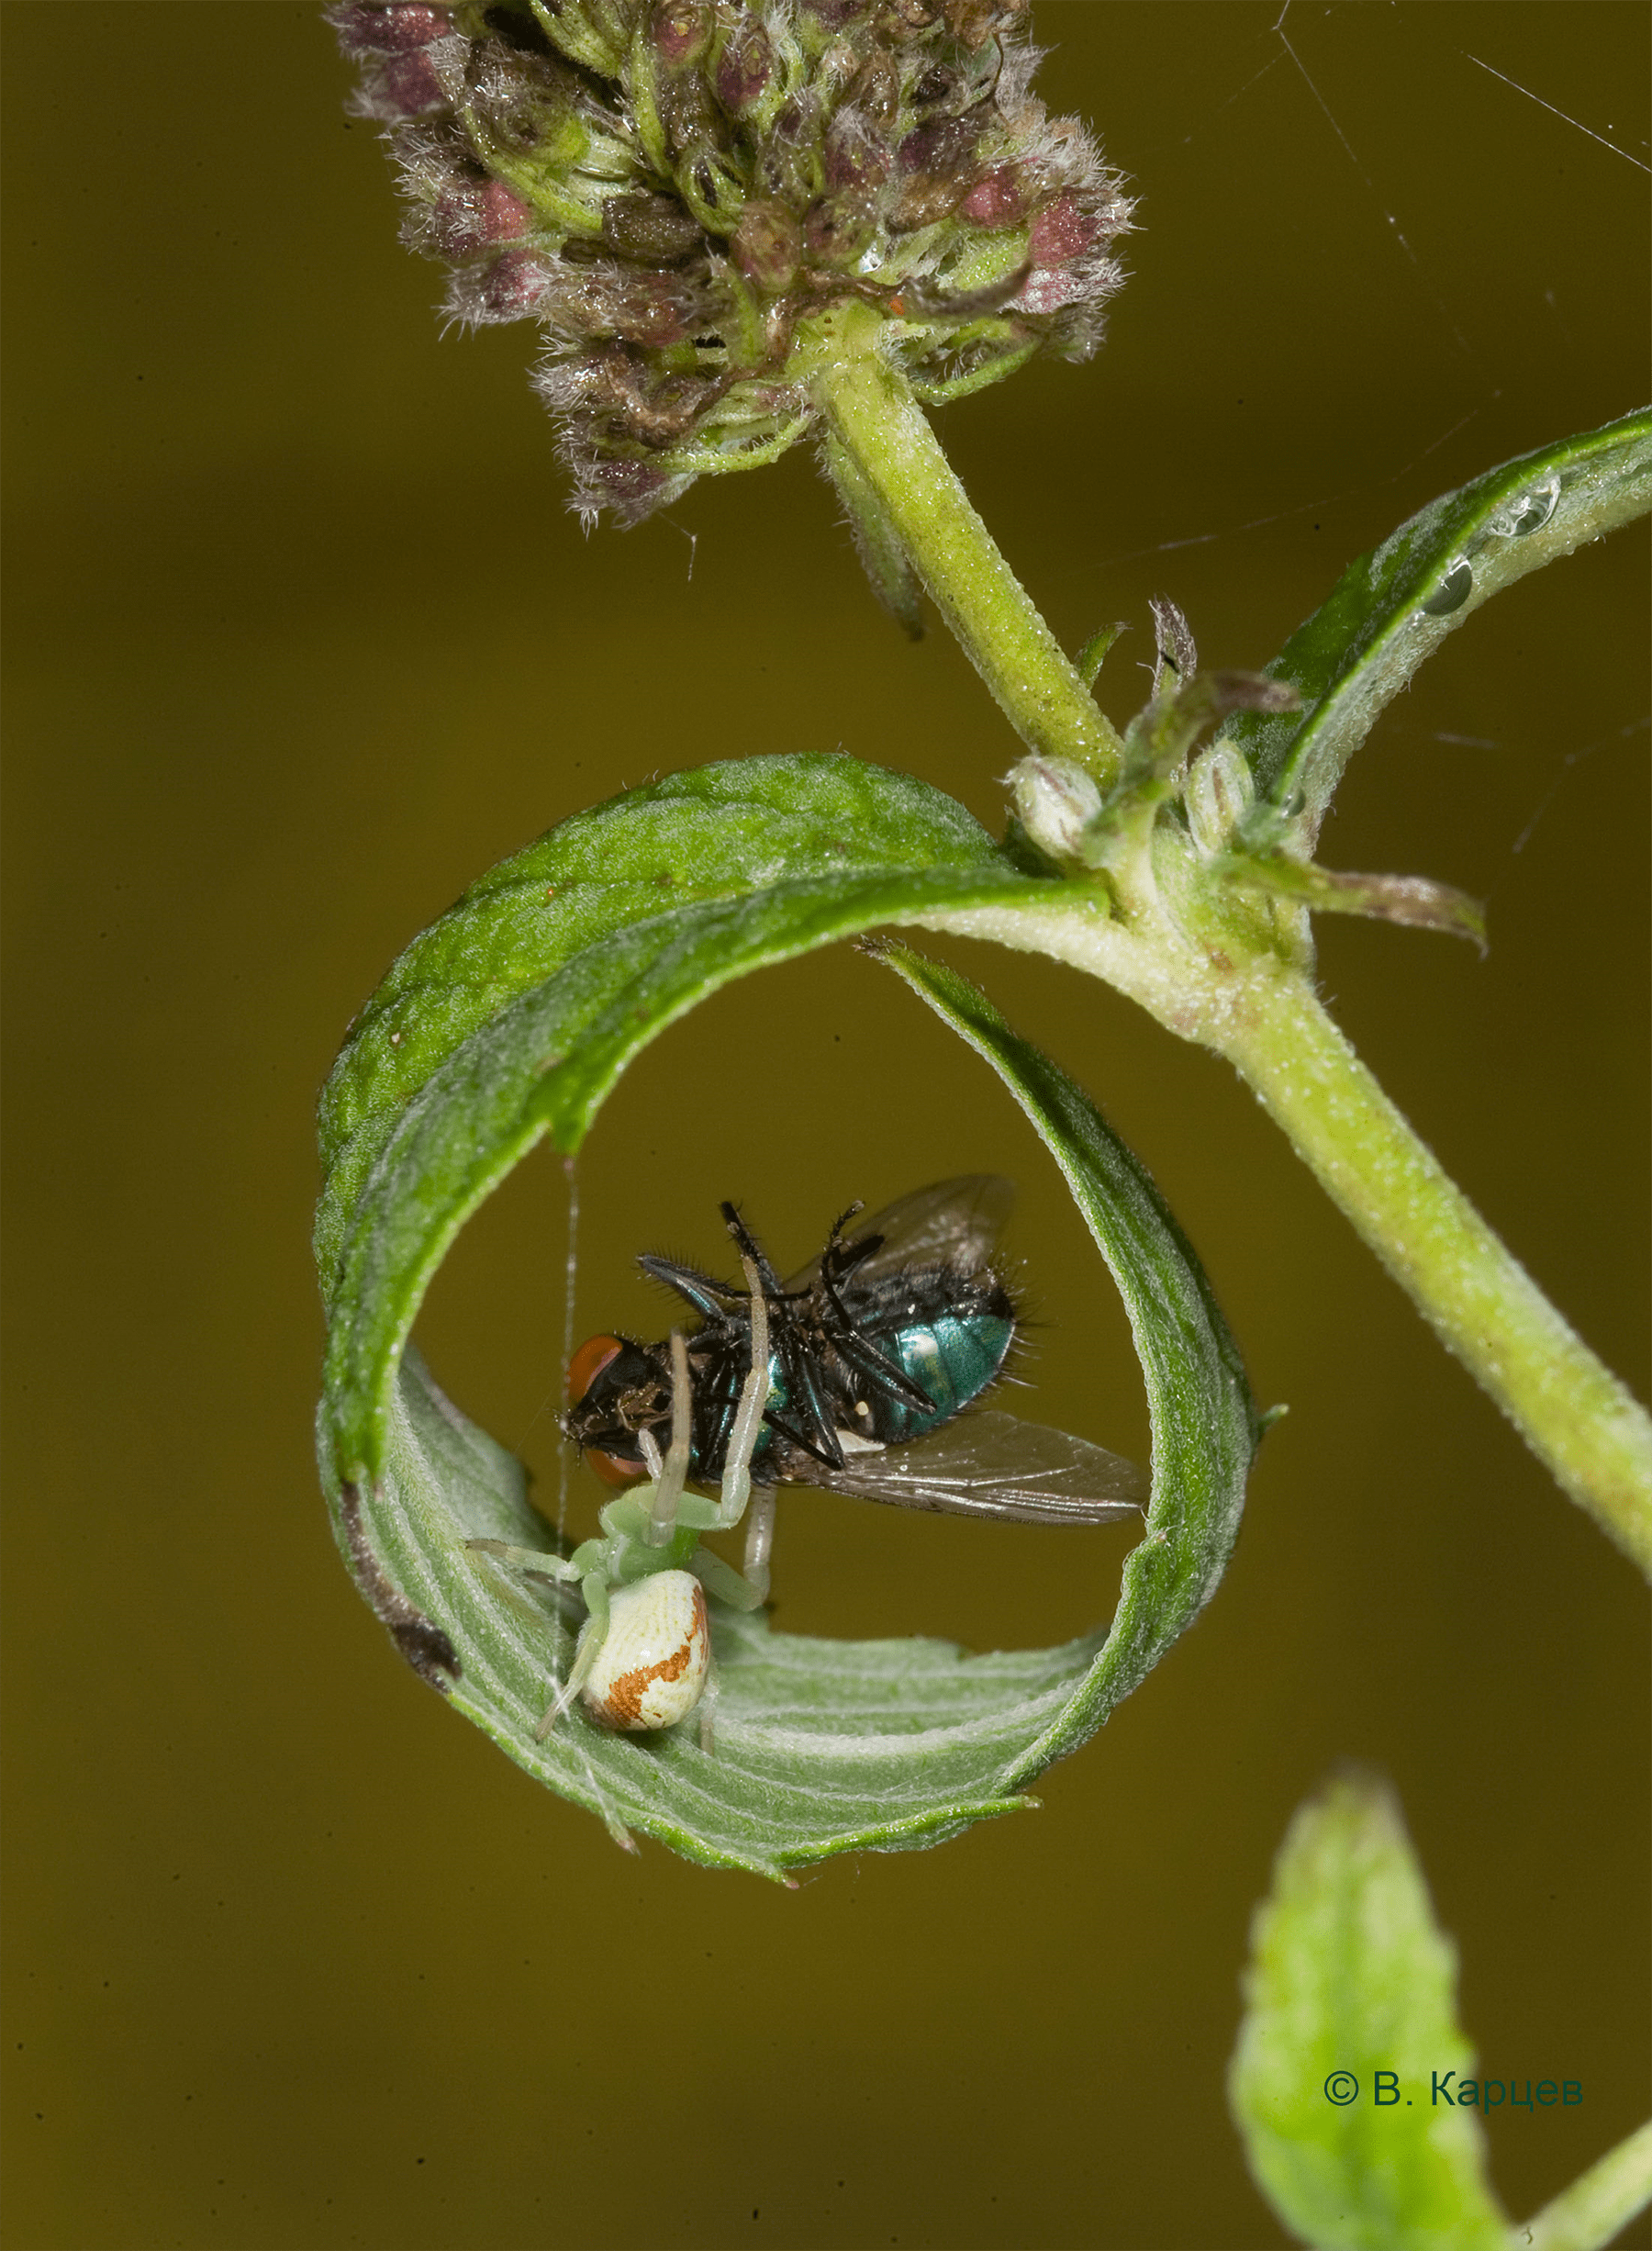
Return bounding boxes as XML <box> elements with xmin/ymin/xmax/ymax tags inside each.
<box><xmin>643</xmin><ymin>1332</ymin><xmax>693</xmax><ymax>1547</ymax></box>
<box><xmin>464</xmin><ymin>1538</ymin><xmax>579</xmax><ymax>1583</ymax></box>
<box><xmin>533</xmin><ymin>1569</ymin><xmax>609</xmax><ymax>1740</ymax></box>
<box><xmin>687</xmin><ymin>1543</ymin><xmax>764</xmax><ymax>1610</ymax></box>
<box><xmin>704</xmin><ymin>1253</ymin><xmax>773</xmax><ymax>1527</ymax></box>
<box><xmin>697</xmin><ymin>1664</ymin><xmax>720</xmax><ymax>1754</ymax></box>
<box><xmin>741</xmin><ymin>1484</ymin><xmax>776</xmax><ymax>1604</ymax></box>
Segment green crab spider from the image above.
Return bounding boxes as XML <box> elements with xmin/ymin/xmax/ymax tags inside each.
<box><xmin>468</xmin><ymin>1255</ymin><xmax>774</xmax><ymax>1743</ymax></box>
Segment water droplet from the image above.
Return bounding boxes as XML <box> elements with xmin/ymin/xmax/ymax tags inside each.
<box><xmin>1418</xmin><ymin>557</ymin><xmax>1473</xmax><ymax>616</ymax></box>
<box><xmin>1490</xmin><ymin>473</ymin><xmax>1561</xmax><ymax>539</ymax></box>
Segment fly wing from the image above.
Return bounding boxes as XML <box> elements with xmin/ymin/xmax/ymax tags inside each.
<box><xmin>781</xmin><ymin>1175</ymin><xmax>1015</xmax><ymax>1293</ymax></box>
<box><xmin>809</xmin><ymin>1409</ymin><xmax>1145</xmax><ymax>1527</ymax></box>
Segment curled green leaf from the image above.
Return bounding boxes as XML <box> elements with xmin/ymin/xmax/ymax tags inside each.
<box><xmin>315</xmin><ymin>756</ymin><xmax>1263</xmax><ymax>1872</ymax></box>
<box><xmin>1222</xmin><ymin>406</ymin><xmax>1652</xmax><ymax>846</ymax></box>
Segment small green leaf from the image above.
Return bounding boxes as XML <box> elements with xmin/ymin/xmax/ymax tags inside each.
<box><xmin>315</xmin><ymin>759</ymin><xmax>1263</xmax><ymax>1870</ymax></box>
<box><xmin>1076</xmin><ymin>621</ymin><xmax>1128</xmax><ymax>689</ymax></box>
<box><xmin>1215</xmin><ymin>853</ymin><xmax>1488</xmax><ymax>953</ymax></box>
<box><xmin>1222</xmin><ymin>407</ymin><xmax>1652</xmax><ymax>844</ymax></box>
<box><xmin>1230</xmin><ymin>1770</ymin><xmax>1508</xmax><ymax>2251</ymax></box>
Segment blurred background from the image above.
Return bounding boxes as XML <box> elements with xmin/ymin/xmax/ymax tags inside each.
<box><xmin>4</xmin><ymin>4</ymin><xmax>1647</xmax><ymax>2245</ymax></box>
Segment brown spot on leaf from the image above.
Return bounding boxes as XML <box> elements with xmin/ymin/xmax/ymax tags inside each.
<box><xmin>339</xmin><ymin>1481</ymin><xmax>460</xmax><ymax>1691</ymax></box>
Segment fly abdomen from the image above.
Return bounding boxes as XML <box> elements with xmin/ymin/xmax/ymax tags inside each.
<box><xmin>840</xmin><ymin>1268</ymin><xmax>1017</xmax><ymax>1447</ymax></box>
<box><xmin>871</xmin><ymin>1304</ymin><xmax>1015</xmax><ymax>1442</ymax></box>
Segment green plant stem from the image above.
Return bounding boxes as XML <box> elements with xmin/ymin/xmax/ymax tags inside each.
<box><xmin>802</xmin><ymin>301</ymin><xmax>1124</xmax><ymax>782</ymax></box>
<box><xmin>1519</xmin><ymin>2119</ymin><xmax>1652</xmax><ymax>2251</ymax></box>
<box><xmin>810</xmin><ymin>312</ymin><xmax>1652</xmax><ymax>1567</ymax></box>
<box><xmin>1216</xmin><ymin>972</ymin><xmax>1652</xmax><ymax>1568</ymax></box>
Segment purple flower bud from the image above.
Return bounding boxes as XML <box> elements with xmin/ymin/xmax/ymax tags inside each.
<box><xmin>433</xmin><ymin>178</ymin><xmax>533</xmax><ymax>257</ymax></box>
<box><xmin>363</xmin><ymin>48</ymin><xmax>449</xmax><ymax>118</ymax></box>
<box><xmin>602</xmin><ymin>192</ymin><xmax>705</xmax><ymax>263</ymax></box>
<box><xmin>849</xmin><ymin>53</ymin><xmax>900</xmax><ymax>127</ymax></box>
<box><xmin>824</xmin><ymin>108</ymin><xmax>891</xmax><ymax>193</ymax></box>
<box><xmin>586</xmin><ymin>267</ymin><xmax>701</xmax><ymax>348</ymax></box>
<box><xmin>332</xmin><ymin>0</ymin><xmax>1133</xmax><ymax>528</ymax></box>
<box><xmin>585</xmin><ymin>458</ymin><xmax>679</xmax><ymax>514</ymax></box>
<box><xmin>479</xmin><ymin>249</ymin><xmax>553</xmax><ymax>319</ymax></box>
<box><xmin>961</xmin><ymin>167</ymin><xmax>1028</xmax><ymax>228</ymax></box>
<box><xmin>732</xmin><ymin>199</ymin><xmax>802</xmax><ymax>290</ymax></box>
<box><xmin>797</xmin><ymin>0</ymin><xmax>871</xmax><ymax>27</ymax></box>
<box><xmin>898</xmin><ymin>114</ymin><xmax>978</xmax><ymax>178</ymax></box>
<box><xmin>1029</xmin><ymin>193</ymin><xmax>1095</xmax><ymax>265</ymax></box>
<box><xmin>714</xmin><ymin>16</ymin><xmax>774</xmax><ymax>116</ymax></box>
<box><xmin>331</xmin><ymin>4</ymin><xmax>451</xmax><ymax>56</ymax></box>
<box><xmin>943</xmin><ymin>0</ymin><xmax>1027</xmax><ymax>48</ymax></box>
<box><xmin>653</xmin><ymin>0</ymin><xmax>711</xmax><ymax>69</ymax></box>
<box><xmin>1016</xmin><ymin>266</ymin><xmax>1085</xmax><ymax>316</ymax></box>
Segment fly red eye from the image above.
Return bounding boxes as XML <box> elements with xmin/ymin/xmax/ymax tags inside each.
<box><xmin>585</xmin><ymin>1446</ymin><xmax>647</xmax><ymax>1490</ymax></box>
<box><xmin>567</xmin><ymin>1332</ymin><xmax>623</xmax><ymax>1407</ymax></box>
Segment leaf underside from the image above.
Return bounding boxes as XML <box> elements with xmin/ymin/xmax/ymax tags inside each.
<box><xmin>1222</xmin><ymin>405</ymin><xmax>1652</xmax><ymax>845</ymax></box>
<box><xmin>316</xmin><ymin>757</ymin><xmax>1259</xmax><ymax>1874</ymax></box>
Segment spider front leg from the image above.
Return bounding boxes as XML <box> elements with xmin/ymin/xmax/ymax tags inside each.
<box><xmin>740</xmin><ymin>1485</ymin><xmax>776</xmax><ymax>1605</ymax></box>
<box><xmin>642</xmin><ymin>1331</ymin><xmax>693</xmax><ymax>1548</ymax></box>
<box><xmin>534</xmin><ymin>1568</ymin><xmax>611</xmax><ymax>1740</ymax></box>
<box><xmin>702</xmin><ymin>1249</ymin><xmax>772</xmax><ymax>1532</ymax></box>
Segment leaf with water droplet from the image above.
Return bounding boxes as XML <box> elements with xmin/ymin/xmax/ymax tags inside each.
<box><xmin>1416</xmin><ymin>555</ymin><xmax>1474</xmax><ymax>617</ymax></box>
<box><xmin>1220</xmin><ymin>405</ymin><xmax>1652</xmax><ymax>846</ymax></box>
<box><xmin>316</xmin><ymin>756</ymin><xmax>1262</xmax><ymax>1874</ymax></box>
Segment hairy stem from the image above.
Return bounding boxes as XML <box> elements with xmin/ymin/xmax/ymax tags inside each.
<box><xmin>1520</xmin><ymin>2119</ymin><xmax>1652</xmax><ymax>2251</ymax></box>
<box><xmin>801</xmin><ymin>301</ymin><xmax>1124</xmax><ymax>782</ymax></box>
<box><xmin>809</xmin><ymin>316</ymin><xmax>1652</xmax><ymax>1562</ymax></box>
<box><xmin>1217</xmin><ymin>974</ymin><xmax>1652</xmax><ymax>1569</ymax></box>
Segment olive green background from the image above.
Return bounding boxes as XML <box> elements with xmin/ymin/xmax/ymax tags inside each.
<box><xmin>4</xmin><ymin>4</ymin><xmax>1647</xmax><ymax>2245</ymax></box>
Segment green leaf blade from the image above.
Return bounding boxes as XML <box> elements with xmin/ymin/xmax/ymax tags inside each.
<box><xmin>876</xmin><ymin>946</ymin><xmax>1260</xmax><ymax>1776</ymax></box>
<box><xmin>1223</xmin><ymin>407</ymin><xmax>1652</xmax><ymax>843</ymax></box>
<box><xmin>316</xmin><ymin>756</ymin><xmax>1262</xmax><ymax>1867</ymax></box>
<box><xmin>320</xmin><ymin>864</ymin><xmax>1049</xmax><ymax>1477</ymax></box>
<box><xmin>318</xmin><ymin>754</ymin><xmax>1003</xmax><ymax>1169</ymax></box>
<box><xmin>1230</xmin><ymin>1771</ymin><xmax>1508</xmax><ymax>2251</ymax></box>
